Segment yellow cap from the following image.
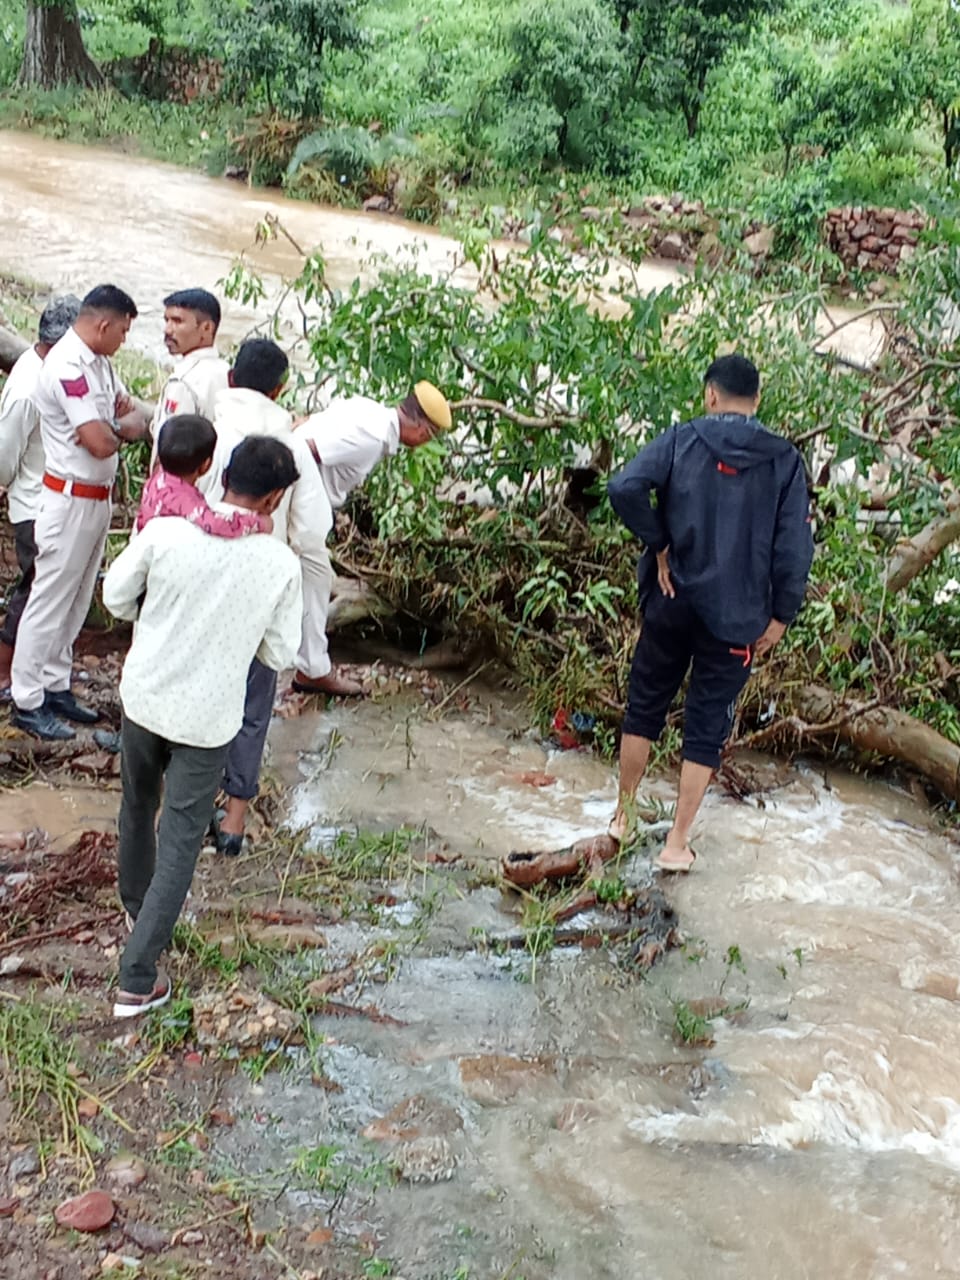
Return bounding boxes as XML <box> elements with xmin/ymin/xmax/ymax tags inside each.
<box><xmin>413</xmin><ymin>380</ymin><xmax>452</xmax><ymax>432</ymax></box>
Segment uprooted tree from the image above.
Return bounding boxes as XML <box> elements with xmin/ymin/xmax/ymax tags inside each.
<box><xmin>235</xmin><ymin>213</ymin><xmax>956</xmax><ymax>797</ymax></box>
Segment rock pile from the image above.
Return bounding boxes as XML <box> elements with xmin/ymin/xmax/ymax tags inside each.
<box><xmin>823</xmin><ymin>205</ymin><xmax>929</xmax><ymax>274</ymax></box>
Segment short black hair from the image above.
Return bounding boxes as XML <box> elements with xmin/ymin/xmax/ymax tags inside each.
<box><xmin>704</xmin><ymin>354</ymin><xmax>760</xmax><ymax>400</ymax></box>
<box><xmin>223</xmin><ymin>436</ymin><xmax>299</xmax><ymax>499</ymax></box>
<box><xmin>157</xmin><ymin>414</ymin><xmax>217</xmax><ymax>477</ymax></box>
<box><xmin>81</xmin><ymin>284</ymin><xmax>138</xmax><ymax>319</ymax></box>
<box><xmin>163</xmin><ymin>289</ymin><xmax>221</xmax><ymax>331</ymax></box>
<box><xmin>232</xmin><ymin>339</ymin><xmax>289</xmax><ymax>396</ymax></box>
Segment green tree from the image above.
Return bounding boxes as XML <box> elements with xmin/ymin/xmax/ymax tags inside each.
<box><xmin>20</xmin><ymin>0</ymin><xmax>102</xmax><ymax>87</ymax></box>
<box><xmin>909</xmin><ymin>0</ymin><xmax>960</xmax><ymax>174</ymax></box>
<box><xmin>644</xmin><ymin>0</ymin><xmax>775</xmax><ymax>139</ymax></box>
<box><xmin>498</xmin><ymin>0</ymin><xmax>624</xmax><ymax>164</ymax></box>
<box><xmin>222</xmin><ymin>0</ymin><xmax>363</xmax><ymax>117</ymax></box>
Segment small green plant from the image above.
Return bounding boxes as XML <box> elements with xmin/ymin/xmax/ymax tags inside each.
<box><xmin>144</xmin><ymin>994</ymin><xmax>195</xmax><ymax>1052</ymax></box>
<box><xmin>671</xmin><ymin>999</ymin><xmax>715</xmax><ymax>1046</ymax></box>
<box><xmin>590</xmin><ymin>875</ymin><xmax>627</xmax><ymax>903</ymax></box>
<box><xmin>520</xmin><ymin>893</ymin><xmax>557</xmax><ymax>981</ymax></box>
<box><xmin>362</xmin><ymin>1259</ymin><xmax>395</xmax><ymax>1278</ymax></box>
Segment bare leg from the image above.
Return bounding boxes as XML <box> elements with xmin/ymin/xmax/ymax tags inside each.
<box><xmin>660</xmin><ymin>760</ymin><xmax>713</xmax><ymax>868</ymax></box>
<box><xmin>219</xmin><ymin>795</ymin><xmax>249</xmax><ymax>837</ymax></box>
<box><xmin>610</xmin><ymin>733</ymin><xmax>652</xmax><ymax>840</ymax></box>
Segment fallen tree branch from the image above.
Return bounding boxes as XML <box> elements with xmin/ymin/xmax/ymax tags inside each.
<box><xmin>449</xmin><ymin>395</ymin><xmax>576</xmax><ymax>430</ymax></box>
<box><xmin>884</xmin><ymin>490</ymin><xmax>960</xmax><ymax>593</ymax></box>
<box><xmin>794</xmin><ymin>684</ymin><xmax>960</xmax><ymax>800</ymax></box>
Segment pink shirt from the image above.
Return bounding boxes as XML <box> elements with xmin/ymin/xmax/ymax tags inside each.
<box><xmin>135</xmin><ymin>469</ymin><xmax>267</xmax><ymax>538</ymax></box>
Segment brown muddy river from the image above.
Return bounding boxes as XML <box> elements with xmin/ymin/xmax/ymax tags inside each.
<box><xmin>0</xmin><ymin>131</ymin><xmax>886</xmax><ymax>369</ymax></box>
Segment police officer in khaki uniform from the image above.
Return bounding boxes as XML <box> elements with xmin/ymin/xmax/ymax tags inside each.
<box><xmin>293</xmin><ymin>381</ymin><xmax>452</xmax><ymax>695</ymax></box>
<box><xmin>150</xmin><ymin>289</ymin><xmax>229</xmax><ymax>465</ymax></box>
<box><xmin>11</xmin><ymin>284</ymin><xmax>149</xmax><ymax>740</ymax></box>
<box><xmin>0</xmin><ymin>294</ymin><xmax>82</xmax><ymax>690</ymax></box>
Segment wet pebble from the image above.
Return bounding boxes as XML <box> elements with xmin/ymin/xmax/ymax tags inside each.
<box><xmin>7</xmin><ymin>1148</ymin><xmax>39</xmax><ymax>1181</ymax></box>
<box><xmin>105</xmin><ymin>1152</ymin><xmax>148</xmax><ymax>1189</ymax></box>
<box><xmin>54</xmin><ymin>1189</ymin><xmax>115</xmax><ymax>1232</ymax></box>
<box><xmin>122</xmin><ymin>1220</ymin><xmax>169</xmax><ymax>1253</ymax></box>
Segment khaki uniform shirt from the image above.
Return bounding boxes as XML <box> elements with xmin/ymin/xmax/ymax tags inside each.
<box><xmin>33</xmin><ymin>327</ymin><xmax>127</xmax><ymax>486</ymax></box>
<box><xmin>0</xmin><ymin>346</ymin><xmax>45</xmax><ymax>523</ymax></box>
<box><xmin>151</xmin><ymin>347</ymin><xmax>230</xmax><ymax>466</ymax></box>
<box><xmin>296</xmin><ymin>397</ymin><xmax>400</xmax><ymax>509</ymax></box>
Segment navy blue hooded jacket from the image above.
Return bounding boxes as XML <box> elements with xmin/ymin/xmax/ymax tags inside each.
<box><xmin>607</xmin><ymin>413</ymin><xmax>813</xmax><ymax>643</ymax></box>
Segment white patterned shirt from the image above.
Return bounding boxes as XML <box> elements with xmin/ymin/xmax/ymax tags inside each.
<box><xmin>103</xmin><ymin>506</ymin><xmax>302</xmax><ymax>747</ymax></box>
<box><xmin>0</xmin><ymin>346</ymin><xmax>44</xmax><ymax>523</ymax></box>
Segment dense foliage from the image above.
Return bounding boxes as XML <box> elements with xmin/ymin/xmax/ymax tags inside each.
<box><xmin>219</xmin><ymin>217</ymin><xmax>960</xmax><ymax>768</ymax></box>
<box><xmin>2</xmin><ymin>0</ymin><xmax>958</xmax><ymax>227</ymax></box>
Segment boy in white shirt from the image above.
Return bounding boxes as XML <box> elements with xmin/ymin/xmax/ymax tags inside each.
<box><xmin>102</xmin><ymin>436</ymin><xmax>303</xmax><ymax>1017</ymax></box>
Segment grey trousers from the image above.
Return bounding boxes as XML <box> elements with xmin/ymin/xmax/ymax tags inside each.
<box><xmin>222</xmin><ymin>658</ymin><xmax>277</xmax><ymax>802</ymax></box>
<box><xmin>117</xmin><ymin>713</ymin><xmax>227</xmax><ymax>994</ymax></box>
<box><xmin>0</xmin><ymin>520</ymin><xmax>37</xmax><ymax>648</ymax></box>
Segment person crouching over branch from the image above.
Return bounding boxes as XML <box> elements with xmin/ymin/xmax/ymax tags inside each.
<box><xmin>292</xmin><ymin>380</ymin><xmax>452</xmax><ymax>696</ymax></box>
<box><xmin>607</xmin><ymin>354</ymin><xmax>813</xmax><ymax>872</ymax></box>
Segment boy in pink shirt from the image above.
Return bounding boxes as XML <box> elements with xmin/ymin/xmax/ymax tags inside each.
<box><xmin>137</xmin><ymin>414</ymin><xmax>272</xmax><ymax>538</ymax></box>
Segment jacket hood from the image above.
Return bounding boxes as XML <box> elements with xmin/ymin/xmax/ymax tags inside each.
<box><xmin>690</xmin><ymin>414</ymin><xmax>794</xmax><ymax>472</ymax></box>
<box><xmin>215</xmin><ymin>386</ymin><xmax>292</xmax><ymax>438</ymax></box>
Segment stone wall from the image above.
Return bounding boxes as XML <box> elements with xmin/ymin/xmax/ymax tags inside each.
<box><xmin>823</xmin><ymin>205</ymin><xmax>929</xmax><ymax>274</ymax></box>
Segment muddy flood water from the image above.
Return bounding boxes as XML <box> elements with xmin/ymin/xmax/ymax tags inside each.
<box><xmin>0</xmin><ymin>131</ymin><xmax>887</xmax><ymax>371</ymax></box>
<box><xmin>184</xmin><ymin>687</ymin><xmax>960</xmax><ymax>1279</ymax></box>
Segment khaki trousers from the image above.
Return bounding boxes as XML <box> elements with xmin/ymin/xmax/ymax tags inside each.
<box><xmin>11</xmin><ymin>488</ymin><xmax>110</xmax><ymax>710</ymax></box>
<box><xmin>295</xmin><ymin>547</ymin><xmax>333</xmax><ymax>678</ymax></box>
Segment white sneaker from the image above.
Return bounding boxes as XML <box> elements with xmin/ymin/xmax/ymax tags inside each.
<box><xmin>112</xmin><ymin>972</ymin><xmax>172</xmax><ymax>1019</ymax></box>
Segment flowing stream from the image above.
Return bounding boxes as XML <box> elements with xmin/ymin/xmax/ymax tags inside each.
<box><xmin>223</xmin><ymin>692</ymin><xmax>960</xmax><ymax>1280</ymax></box>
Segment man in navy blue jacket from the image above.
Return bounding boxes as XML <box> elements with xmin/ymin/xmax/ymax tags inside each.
<box><xmin>607</xmin><ymin>354</ymin><xmax>813</xmax><ymax>871</ymax></box>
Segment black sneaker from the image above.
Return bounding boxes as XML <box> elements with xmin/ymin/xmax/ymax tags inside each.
<box><xmin>44</xmin><ymin>690</ymin><xmax>99</xmax><ymax>724</ymax></box>
<box><xmin>12</xmin><ymin>704</ymin><xmax>76</xmax><ymax>741</ymax></box>
<box><xmin>93</xmin><ymin>728</ymin><xmax>122</xmax><ymax>753</ymax></box>
<box><xmin>210</xmin><ymin>814</ymin><xmax>244</xmax><ymax>858</ymax></box>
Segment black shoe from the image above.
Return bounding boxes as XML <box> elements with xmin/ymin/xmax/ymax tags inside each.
<box><xmin>12</xmin><ymin>705</ymin><xmax>76</xmax><ymax>741</ymax></box>
<box><xmin>218</xmin><ymin>828</ymin><xmax>244</xmax><ymax>858</ymax></box>
<box><xmin>44</xmin><ymin>690</ymin><xmax>99</xmax><ymax>725</ymax></box>
<box><xmin>93</xmin><ymin>729</ymin><xmax>122</xmax><ymax>754</ymax></box>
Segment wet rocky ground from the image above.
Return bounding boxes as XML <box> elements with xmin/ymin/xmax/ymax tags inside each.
<box><xmin>0</xmin><ymin>632</ymin><xmax>688</xmax><ymax>1280</ymax></box>
<box><xmin>5</xmin><ymin>620</ymin><xmax>960</xmax><ymax>1280</ymax></box>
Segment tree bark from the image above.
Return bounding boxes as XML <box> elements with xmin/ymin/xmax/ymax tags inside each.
<box><xmin>795</xmin><ymin>683</ymin><xmax>960</xmax><ymax>801</ymax></box>
<box><xmin>19</xmin><ymin>0</ymin><xmax>103</xmax><ymax>89</ymax></box>
<box><xmin>884</xmin><ymin>491</ymin><xmax>960</xmax><ymax>594</ymax></box>
<box><xmin>0</xmin><ymin>324</ymin><xmax>28</xmax><ymax>373</ymax></box>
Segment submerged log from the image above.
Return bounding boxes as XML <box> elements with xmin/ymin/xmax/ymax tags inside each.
<box><xmin>795</xmin><ymin>683</ymin><xmax>960</xmax><ymax>800</ymax></box>
<box><xmin>502</xmin><ymin>833</ymin><xmax>619</xmax><ymax>887</ymax></box>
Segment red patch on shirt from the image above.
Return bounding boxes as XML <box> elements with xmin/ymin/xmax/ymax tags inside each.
<box><xmin>164</xmin><ymin>398</ymin><xmax>179</xmax><ymax>415</ymax></box>
<box><xmin>60</xmin><ymin>374</ymin><xmax>90</xmax><ymax>398</ymax></box>
<box><xmin>716</xmin><ymin>461</ymin><xmax>738</xmax><ymax>475</ymax></box>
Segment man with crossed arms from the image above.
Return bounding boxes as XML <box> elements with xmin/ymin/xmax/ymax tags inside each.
<box><xmin>11</xmin><ymin>284</ymin><xmax>149</xmax><ymax>741</ymax></box>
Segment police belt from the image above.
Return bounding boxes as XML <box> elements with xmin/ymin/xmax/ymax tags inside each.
<box><xmin>43</xmin><ymin>472</ymin><xmax>111</xmax><ymax>502</ymax></box>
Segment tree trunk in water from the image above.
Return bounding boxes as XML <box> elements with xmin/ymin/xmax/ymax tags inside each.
<box><xmin>883</xmin><ymin>491</ymin><xmax>960</xmax><ymax>594</ymax></box>
<box><xmin>20</xmin><ymin>1</ymin><xmax>103</xmax><ymax>89</ymax></box>
<box><xmin>795</xmin><ymin>684</ymin><xmax>960</xmax><ymax>801</ymax></box>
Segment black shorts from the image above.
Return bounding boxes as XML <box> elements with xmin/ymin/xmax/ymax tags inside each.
<box><xmin>622</xmin><ymin>591</ymin><xmax>754</xmax><ymax>770</ymax></box>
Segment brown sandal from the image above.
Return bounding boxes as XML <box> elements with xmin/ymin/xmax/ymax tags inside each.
<box><xmin>654</xmin><ymin>847</ymin><xmax>697</xmax><ymax>874</ymax></box>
